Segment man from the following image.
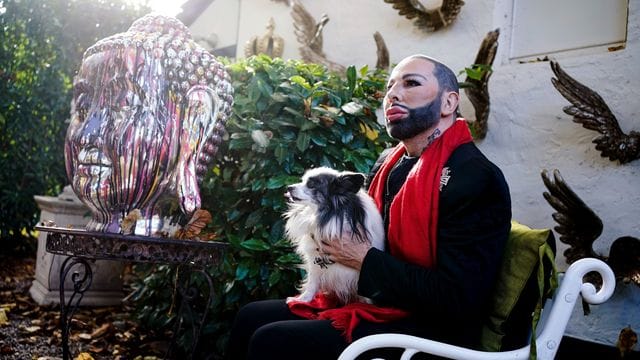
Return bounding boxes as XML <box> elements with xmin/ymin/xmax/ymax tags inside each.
<box><xmin>227</xmin><ymin>55</ymin><xmax>511</xmax><ymax>359</ymax></box>
<box><xmin>65</xmin><ymin>14</ymin><xmax>234</xmax><ymax>235</ymax></box>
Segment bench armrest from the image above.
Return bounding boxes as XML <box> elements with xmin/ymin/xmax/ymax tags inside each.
<box><xmin>338</xmin><ymin>258</ymin><xmax>616</xmax><ymax>360</ymax></box>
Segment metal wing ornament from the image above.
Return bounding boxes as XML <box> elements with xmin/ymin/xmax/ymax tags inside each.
<box><xmin>550</xmin><ymin>61</ymin><xmax>640</xmax><ymax>164</ymax></box>
<box><xmin>384</xmin><ymin>0</ymin><xmax>464</xmax><ymax>32</ymax></box>
<box><xmin>541</xmin><ymin>169</ymin><xmax>640</xmax><ymax>287</ymax></box>
<box><xmin>463</xmin><ymin>28</ymin><xmax>499</xmax><ymax>139</ymax></box>
<box><xmin>291</xmin><ymin>0</ymin><xmax>345</xmax><ymax>73</ymax></box>
<box><xmin>373</xmin><ymin>31</ymin><xmax>390</xmax><ymax>71</ymax></box>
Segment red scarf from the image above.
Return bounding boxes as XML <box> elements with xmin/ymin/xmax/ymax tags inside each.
<box><xmin>288</xmin><ymin>294</ymin><xmax>407</xmax><ymax>343</ymax></box>
<box><xmin>288</xmin><ymin>119</ymin><xmax>473</xmax><ymax>342</ymax></box>
<box><xmin>368</xmin><ymin>119</ymin><xmax>473</xmax><ymax>267</ymax></box>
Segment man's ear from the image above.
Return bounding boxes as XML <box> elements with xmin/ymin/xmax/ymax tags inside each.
<box><xmin>440</xmin><ymin>91</ymin><xmax>459</xmax><ymax>117</ymax></box>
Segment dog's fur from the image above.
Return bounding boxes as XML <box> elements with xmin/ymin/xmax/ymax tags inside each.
<box><xmin>284</xmin><ymin>167</ymin><xmax>385</xmax><ymax>305</ymax></box>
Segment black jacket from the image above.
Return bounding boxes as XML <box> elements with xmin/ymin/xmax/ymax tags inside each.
<box><xmin>358</xmin><ymin>142</ymin><xmax>512</xmax><ymax>348</ymax></box>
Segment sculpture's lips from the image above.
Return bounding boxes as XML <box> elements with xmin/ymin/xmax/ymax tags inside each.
<box><xmin>385</xmin><ymin>106</ymin><xmax>408</xmax><ymax>123</ymax></box>
<box><xmin>77</xmin><ymin>147</ymin><xmax>112</xmax><ymax>167</ymax></box>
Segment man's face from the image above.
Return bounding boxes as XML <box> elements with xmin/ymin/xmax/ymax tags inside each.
<box><xmin>65</xmin><ymin>48</ymin><xmax>176</xmax><ymax>232</ymax></box>
<box><xmin>383</xmin><ymin>58</ymin><xmax>442</xmax><ymax>140</ymax></box>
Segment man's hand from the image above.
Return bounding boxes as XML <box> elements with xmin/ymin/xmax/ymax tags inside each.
<box><xmin>320</xmin><ymin>235</ymin><xmax>372</xmax><ymax>271</ymax></box>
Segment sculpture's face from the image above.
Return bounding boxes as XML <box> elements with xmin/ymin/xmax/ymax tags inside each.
<box><xmin>66</xmin><ymin>48</ymin><xmax>179</xmax><ymax>233</ymax></box>
<box><xmin>64</xmin><ymin>15</ymin><xmax>233</xmax><ymax>236</ymax></box>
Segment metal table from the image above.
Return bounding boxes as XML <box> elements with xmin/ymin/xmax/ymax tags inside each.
<box><xmin>35</xmin><ymin>225</ymin><xmax>228</xmax><ymax>360</ymax></box>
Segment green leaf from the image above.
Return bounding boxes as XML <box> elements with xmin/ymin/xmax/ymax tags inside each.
<box><xmin>283</xmin><ymin>106</ymin><xmax>305</xmax><ymax>119</ymax></box>
<box><xmin>274</xmin><ymin>144</ymin><xmax>289</xmax><ymax>164</ymax></box>
<box><xmin>289</xmin><ymin>75</ymin><xmax>311</xmax><ymax>89</ymax></box>
<box><xmin>266</xmin><ymin>175</ymin><xmax>295</xmax><ymax>189</ymax></box>
<box><xmin>235</xmin><ymin>264</ymin><xmax>250</xmax><ymax>280</ymax></box>
<box><xmin>310</xmin><ymin>133</ymin><xmax>328</xmax><ymax>146</ymax></box>
<box><xmin>462</xmin><ymin>64</ymin><xmax>492</xmax><ymax>81</ymax></box>
<box><xmin>268</xmin><ymin>271</ymin><xmax>282</xmax><ymax>287</ymax></box>
<box><xmin>346</xmin><ymin>66</ymin><xmax>357</xmax><ymax>93</ymax></box>
<box><xmin>296</xmin><ymin>131</ymin><xmax>311</xmax><ymax>152</ymax></box>
<box><xmin>240</xmin><ymin>239</ymin><xmax>271</xmax><ymax>251</ymax></box>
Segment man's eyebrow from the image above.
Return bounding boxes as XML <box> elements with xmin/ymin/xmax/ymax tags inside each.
<box><xmin>402</xmin><ymin>73</ymin><xmax>428</xmax><ymax>81</ymax></box>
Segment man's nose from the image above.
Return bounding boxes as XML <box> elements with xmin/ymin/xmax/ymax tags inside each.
<box><xmin>385</xmin><ymin>84</ymin><xmax>401</xmax><ymax>103</ymax></box>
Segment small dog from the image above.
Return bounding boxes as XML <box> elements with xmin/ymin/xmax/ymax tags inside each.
<box><xmin>284</xmin><ymin>167</ymin><xmax>385</xmax><ymax>305</ymax></box>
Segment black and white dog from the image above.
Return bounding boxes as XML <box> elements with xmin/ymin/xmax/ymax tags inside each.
<box><xmin>284</xmin><ymin>167</ymin><xmax>385</xmax><ymax>305</ymax></box>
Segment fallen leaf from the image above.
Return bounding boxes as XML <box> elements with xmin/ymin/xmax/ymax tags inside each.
<box><xmin>0</xmin><ymin>302</ymin><xmax>16</xmax><ymax>310</ymax></box>
<box><xmin>21</xmin><ymin>325</ymin><xmax>41</xmax><ymax>333</ymax></box>
<box><xmin>121</xmin><ymin>209</ymin><xmax>141</xmax><ymax>235</ymax></box>
<box><xmin>88</xmin><ymin>344</ymin><xmax>105</xmax><ymax>353</ymax></box>
<box><xmin>75</xmin><ymin>352</ymin><xmax>95</xmax><ymax>360</ymax></box>
<box><xmin>175</xmin><ymin>209</ymin><xmax>212</xmax><ymax>239</ymax></box>
<box><xmin>78</xmin><ymin>333</ymin><xmax>92</xmax><ymax>341</ymax></box>
<box><xmin>0</xmin><ymin>308</ymin><xmax>8</xmax><ymax>326</ymax></box>
<box><xmin>90</xmin><ymin>323</ymin><xmax>111</xmax><ymax>338</ymax></box>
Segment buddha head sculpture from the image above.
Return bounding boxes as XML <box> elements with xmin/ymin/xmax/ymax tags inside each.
<box><xmin>64</xmin><ymin>14</ymin><xmax>234</xmax><ymax>236</ymax></box>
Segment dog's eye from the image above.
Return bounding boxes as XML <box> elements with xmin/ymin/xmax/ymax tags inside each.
<box><xmin>307</xmin><ymin>179</ymin><xmax>317</xmax><ymax>189</ymax></box>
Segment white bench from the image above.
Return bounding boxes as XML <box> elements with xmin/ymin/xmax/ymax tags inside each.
<box><xmin>339</xmin><ymin>257</ymin><xmax>616</xmax><ymax>360</ymax></box>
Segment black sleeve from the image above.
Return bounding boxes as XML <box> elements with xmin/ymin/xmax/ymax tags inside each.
<box><xmin>357</xmin><ymin>151</ymin><xmax>511</xmax><ymax>327</ymax></box>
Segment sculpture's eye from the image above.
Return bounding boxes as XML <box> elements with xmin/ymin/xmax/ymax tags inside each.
<box><xmin>105</xmin><ymin>75</ymin><xmax>145</xmax><ymax>112</ymax></box>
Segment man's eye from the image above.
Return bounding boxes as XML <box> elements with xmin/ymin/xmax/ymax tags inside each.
<box><xmin>405</xmin><ymin>79</ymin><xmax>420</xmax><ymax>87</ymax></box>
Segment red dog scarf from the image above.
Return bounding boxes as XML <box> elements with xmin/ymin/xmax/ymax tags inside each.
<box><xmin>288</xmin><ymin>119</ymin><xmax>473</xmax><ymax>342</ymax></box>
<box><xmin>288</xmin><ymin>294</ymin><xmax>408</xmax><ymax>342</ymax></box>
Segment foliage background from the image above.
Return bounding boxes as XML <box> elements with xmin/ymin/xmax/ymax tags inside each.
<box><xmin>0</xmin><ymin>0</ymin><xmax>149</xmax><ymax>252</ymax></box>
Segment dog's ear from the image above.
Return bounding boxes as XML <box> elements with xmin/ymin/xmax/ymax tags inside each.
<box><xmin>335</xmin><ymin>172</ymin><xmax>365</xmax><ymax>193</ymax></box>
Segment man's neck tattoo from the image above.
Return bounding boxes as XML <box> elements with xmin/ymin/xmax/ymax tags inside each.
<box><xmin>420</xmin><ymin>128</ymin><xmax>441</xmax><ymax>154</ymax></box>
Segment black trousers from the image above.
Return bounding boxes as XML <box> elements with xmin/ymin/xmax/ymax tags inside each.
<box><xmin>226</xmin><ymin>299</ymin><xmax>438</xmax><ymax>360</ymax></box>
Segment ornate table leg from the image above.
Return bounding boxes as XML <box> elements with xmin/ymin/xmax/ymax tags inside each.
<box><xmin>59</xmin><ymin>256</ymin><xmax>93</xmax><ymax>360</ymax></box>
<box><xmin>166</xmin><ymin>267</ymin><xmax>215</xmax><ymax>359</ymax></box>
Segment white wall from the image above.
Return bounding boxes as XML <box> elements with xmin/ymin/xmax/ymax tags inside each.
<box><xmin>191</xmin><ymin>0</ymin><xmax>640</xmax><ymax>347</ymax></box>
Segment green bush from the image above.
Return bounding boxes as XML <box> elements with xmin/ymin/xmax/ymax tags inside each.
<box><xmin>130</xmin><ymin>55</ymin><xmax>393</xmax><ymax>357</ymax></box>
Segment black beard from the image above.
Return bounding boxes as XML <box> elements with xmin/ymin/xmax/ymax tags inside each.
<box><xmin>386</xmin><ymin>97</ymin><xmax>441</xmax><ymax>140</ymax></box>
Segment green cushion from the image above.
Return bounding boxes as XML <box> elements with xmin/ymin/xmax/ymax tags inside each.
<box><xmin>480</xmin><ymin>221</ymin><xmax>557</xmax><ymax>355</ymax></box>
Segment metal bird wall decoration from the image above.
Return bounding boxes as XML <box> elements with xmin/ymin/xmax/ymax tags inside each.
<box><xmin>383</xmin><ymin>0</ymin><xmax>464</xmax><ymax>32</ymax></box>
<box><xmin>291</xmin><ymin>0</ymin><xmax>346</xmax><ymax>73</ymax></box>
<box><xmin>550</xmin><ymin>61</ymin><xmax>640</xmax><ymax>164</ymax></box>
<box><xmin>541</xmin><ymin>168</ymin><xmax>640</xmax><ymax>287</ymax></box>
<box><xmin>290</xmin><ymin>1</ymin><xmax>391</xmax><ymax>74</ymax></box>
<box><xmin>463</xmin><ymin>28</ymin><xmax>499</xmax><ymax>139</ymax></box>
<box><xmin>373</xmin><ymin>31</ymin><xmax>390</xmax><ymax>71</ymax></box>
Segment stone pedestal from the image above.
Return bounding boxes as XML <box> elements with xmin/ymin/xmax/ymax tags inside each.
<box><xmin>30</xmin><ymin>186</ymin><xmax>125</xmax><ymax>306</ymax></box>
